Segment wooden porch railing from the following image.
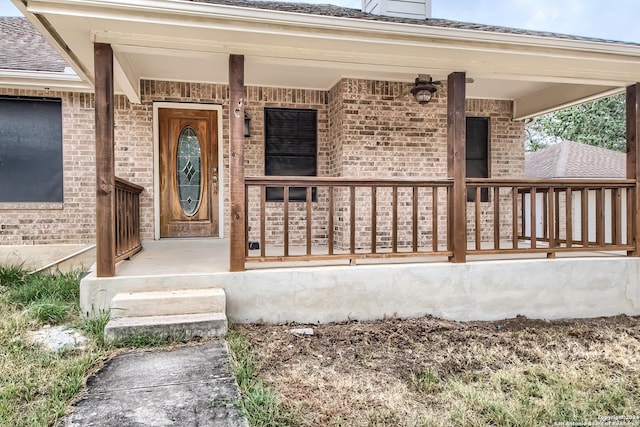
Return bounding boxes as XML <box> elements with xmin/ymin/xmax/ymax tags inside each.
<box><xmin>245</xmin><ymin>177</ymin><xmax>635</xmax><ymax>265</ymax></box>
<box><xmin>245</xmin><ymin>177</ymin><xmax>454</xmax><ymax>263</ymax></box>
<box><xmin>115</xmin><ymin>177</ymin><xmax>144</xmax><ymax>262</ymax></box>
<box><xmin>466</xmin><ymin>178</ymin><xmax>635</xmax><ymax>256</ymax></box>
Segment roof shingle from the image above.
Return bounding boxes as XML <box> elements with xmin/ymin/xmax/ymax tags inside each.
<box><xmin>525</xmin><ymin>141</ymin><xmax>625</xmax><ymax>179</ymax></box>
<box><xmin>0</xmin><ymin>17</ymin><xmax>68</xmax><ymax>73</ymax></box>
<box><xmin>190</xmin><ymin>0</ymin><xmax>639</xmax><ymax>47</ymax></box>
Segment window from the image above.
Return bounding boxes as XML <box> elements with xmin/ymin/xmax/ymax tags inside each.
<box><xmin>264</xmin><ymin>108</ymin><xmax>317</xmax><ymax>201</ymax></box>
<box><xmin>0</xmin><ymin>96</ymin><xmax>63</xmax><ymax>203</ymax></box>
<box><xmin>466</xmin><ymin>117</ymin><xmax>489</xmax><ymax>202</ymax></box>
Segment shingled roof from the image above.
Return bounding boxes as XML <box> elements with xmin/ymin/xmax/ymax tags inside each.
<box><xmin>190</xmin><ymin>0</ymin><xmax>638</xmax><ymax>47</ymax></box>
<box><xmin>2</xmin><ymin>0</ymin><xmax>636</xmax><ymax>76</ymax></box>
<box><xmin>0</xmin><ymin>17</ymin><xmax>68</xmax><ymax>73</ymax></box>
<box><xmin>525</xmin><ymin>141</ymin><xmax>625</xmax><ymax>179</ymax></box>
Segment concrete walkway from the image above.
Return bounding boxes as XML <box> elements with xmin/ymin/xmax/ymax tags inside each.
<box><xmin>63</xmin><ymin>342</ymin><xmax>249</xmax><ymax>427</ymax></box>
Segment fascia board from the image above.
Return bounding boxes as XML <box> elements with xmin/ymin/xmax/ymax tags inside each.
<box><xmin>0</xmin><ymin>69</ymin><xmax>91</xmax><ymax>91</ymax></box>
<box><xmin>11</xmin><ymin>0</ymin><xmax>93</xmax><ymax>84</ymax></box>
<box><xmin>25</xmin><ymin>0</ymin><xmax>640</xmax><ymax>59</ymax></box>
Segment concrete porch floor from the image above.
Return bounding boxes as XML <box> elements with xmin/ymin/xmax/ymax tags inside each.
<box><xmin>114</xmin><ymin>238</ymin><xmax>626</xmax><ymax>277</ymax></box>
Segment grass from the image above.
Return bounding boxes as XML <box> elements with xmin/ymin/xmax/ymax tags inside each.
<box><xmin>3</xmin><ymin>263</ymin><xmax>639</xmax><ymax>426</ymax></box>
<box><xmin>227</xmin><ymin>327</ymin><xmax>300</xmax><ymax>426</ymax></box>
<box><xmin>0</xmin><ymin>264</ymin><xmax>108</xmax><ymax>427</ymax></box>
<box><xmin>234</xmin><ymin>316</ymin><xmax>640</xmax><ymax>426</ymax></box>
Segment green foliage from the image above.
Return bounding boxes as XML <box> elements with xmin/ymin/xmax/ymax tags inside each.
<box><xmin>446</xmin><ymin>365</ymin><xmax>639</xmax><ymax>427</ymax></box>
<box><xmin>0</xmin><ymin>264</ymin><xmax>28</xmax><ymax>288</ymax></box>
<box><xmin>404</xmin><ymin>368</ymin><xmax>441</xmax><ymax>394</ymax></box>
<box><xmin>1</xmin><ymin>267</ymin><xmax>82</xmax><ymax>325</ymax></box>
<box><xmin>112</xmin><ymin>332</ymin><xmax>189</xmax><ymax>349</ymax></box>
<box><xmin>77</xmin><ymin>310</ymin><xmax>111</xmax><ymax>346</ymax></box>
<box><xmin>0</xmin><ymin>265</ymin><xmax>107</xmax><ymax>427</ymax></box>
<box><xmin>527</xmin><ymin>93</ymin><xmax>626</xmax><ymax>152</ymax></box>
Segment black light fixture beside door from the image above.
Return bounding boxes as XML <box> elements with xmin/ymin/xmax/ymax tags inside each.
<box><xmin>244</xmin><ymin>112</ymin><xmax>251</xmax><ymax>137</ymax></box>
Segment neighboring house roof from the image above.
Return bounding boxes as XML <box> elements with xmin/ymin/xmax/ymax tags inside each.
<box><xmin>0</xmin><ymin>17</ymin><xmax>68</xmax><ymax>73</ymax></box>
<box><xmin>190</xmin><ymin>0</ymin><xmax>638</xmax><ymax>47</ymax></box>
<box><xmin>525</xmin><ymin>141</ymin><xmax>625</xmax><ymax>179</ymax></box>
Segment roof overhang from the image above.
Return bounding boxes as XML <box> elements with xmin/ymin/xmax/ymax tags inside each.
<box><xmin>12</xmin><ymin>0</ymin><xmax>640</xmax><ymax>118</ymax></box>
<box><xmin>0</xmin><ymin>68</ymin><xmax>90</xmax><ymax>91</ymax></box>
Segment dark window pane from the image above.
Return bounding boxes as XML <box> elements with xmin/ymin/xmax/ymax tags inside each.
<box><xmin>0</xmin><ymin>96</ymin><xmax>63</xmax><ymax>203</ymax></box>
<box><xmin>466</xmin><ymin>117</ymin><xmax>489</xmax><ymax>202</ymax></box>
<box><xmin>266</xmin><ymin>187</ymin><xmax>317</xmax><ymax>202</ymax></box>
<box><xmin>265</xmin><ymin>108</ymin><xmax>317</xmax><ymax>202</ymax></box>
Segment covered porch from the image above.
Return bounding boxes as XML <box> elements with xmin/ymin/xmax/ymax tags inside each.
<box><xmin>15</xmin><ymin>0</ymin><xmax>640</xmax><ymax>322</ymax></box>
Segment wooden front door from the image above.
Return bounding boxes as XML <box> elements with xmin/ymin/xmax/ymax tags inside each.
<box><xmin>159</xmin><ymin>108</ymin><xmax>219</xmax><ymax>237</ymax></box>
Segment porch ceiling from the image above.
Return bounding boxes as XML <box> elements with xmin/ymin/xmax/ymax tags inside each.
<box><xmin>15</xmin><ymin>0</ymin><xmax>640</xmax><ymax>118</ymax></box>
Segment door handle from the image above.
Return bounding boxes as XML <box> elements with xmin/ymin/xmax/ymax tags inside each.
<box><xmin>212</xmin><ymin>174</ymin><xmax>218</xmax><ymax>196</ymax></box>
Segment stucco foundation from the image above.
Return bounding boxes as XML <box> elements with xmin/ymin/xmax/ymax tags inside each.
<box><xmin>0</xmin><ymin>244</ymin><xmax>96</xmax><ymax>272</ymax></box>
<box><xmin>81</xmin><ymin>257</ymin><xmax>640</xmax><ymax>323</ymax></box>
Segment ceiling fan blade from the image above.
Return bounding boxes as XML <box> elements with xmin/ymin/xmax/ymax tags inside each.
<box><xmin>397</xmin><ymin>87</ymin><xmax>413</xmax><ymax>98</ymax></box>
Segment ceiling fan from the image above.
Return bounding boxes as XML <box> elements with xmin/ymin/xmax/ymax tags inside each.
<box><xmin>399</xmin><ymin>74</ymin><xmax>474</xmax><ymax>104</ymax></box>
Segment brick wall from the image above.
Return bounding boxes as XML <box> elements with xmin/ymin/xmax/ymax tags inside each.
<box><xmin>0</xmin><ymin>88</ymin><xmax>96</xmax><ymax>244</ymax></box>
<box><xmin>327</xmin><ymin>79</ymin><xmax>525</xmax><ymax>250</ymax></box>
<box><xmin>1</xmin><ymin>78</ymin><xmax>524</xmax><ymax>250</ymax></box>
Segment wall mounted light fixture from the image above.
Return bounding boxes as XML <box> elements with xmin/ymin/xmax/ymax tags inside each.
<box><xmin>244</xmin><ymin>112</ymin><xmax>251</xmax><ymax>137</ymax></box>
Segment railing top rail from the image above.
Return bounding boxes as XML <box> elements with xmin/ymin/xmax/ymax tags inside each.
<box><xmin>245</xmin><ymin>176</ymin><xmax>454</xmax><ymax>186</ymax></box>
<box><xmin>115</xmin><ymin>176</ymin><xmax>144</xmax><ymax>193</ymax></box>
<box><xmin>466</xmin><ymin>178</ymin><xmax>634</xmax><ymax>188</ymax></box>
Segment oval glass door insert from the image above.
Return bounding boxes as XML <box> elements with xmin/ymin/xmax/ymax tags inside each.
<box><xmin>176</xmin><ymin>126</ymin><xmax>202</xmax><ymax>216</ymax></box>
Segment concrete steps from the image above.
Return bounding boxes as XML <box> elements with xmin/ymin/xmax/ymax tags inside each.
<box><xmin>104</xmin><ymin>289</ymin><xmax>227</xmax><ymax>341</ymax></box>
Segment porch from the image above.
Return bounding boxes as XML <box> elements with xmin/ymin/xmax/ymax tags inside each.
<box><xmin>17</xmin><ymin>0</ymin><xmax>640</xmax><ymax>324</ymax></box>
<box><xmin>81</xmin><ymin>237</ymin><xmax>639</xmax><ymax>323</ymax></box>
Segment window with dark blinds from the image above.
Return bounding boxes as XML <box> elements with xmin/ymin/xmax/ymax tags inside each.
<box><xmin>0</xmin><ymin>96</ymin><xmax>63</xmax><ymax>203</ymax></box>
<box><xmin>466</xmin><ymin>117</ymin><xmax>489</xmax><ymax>202</ymax></box>
<box><xmin>264</xmin><ymin>108</ymin><xmax>317</xmax><ymax>201</ymax></box>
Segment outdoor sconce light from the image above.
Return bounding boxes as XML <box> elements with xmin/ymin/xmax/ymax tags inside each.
<box><xmin>410</xmin><ymin>77</ymin><xmax>438</xmax><ymax>105</ymax></box>
<box><xmin>244</xmin><ymin>112</ymin><xmax>251</xmax><ymax>138</ymax></box>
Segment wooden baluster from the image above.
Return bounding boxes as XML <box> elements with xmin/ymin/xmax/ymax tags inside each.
<box><xmin>283</xmin><ymin>186</ymin><xmax>289</xmax><ymax>257</ymax></box>
<box><xmin>328</xmin><ymin>186</ymin><xmax>334</xmax><ymax>256</ymax></box>
<box><xmin>547</xmin><ymin>187</ymin><xmax>556</xmax><ymax>258</ymax></box>
<box><xmin>307</xmin><ymin>186</ymin><xmax>312</xmax><ymax>256</ymax></box>
<box><xmin>475</xmin><ymin>187</ymin><xmax>481</xmax><ymax>250</ymax></box>
<box><xmin>371</xmin><ymin>186</ymin><xmax>377</xmax><ymax>254</ymax></box>
<box><xmin>350</xmin><ymin>186</ymin><xmax>356</xmax><ymax>255</ymax></box>
<box><xmin>512</xmin><ymin>187</ymin><xmax>519</xmax><ymax>249</ymax></box>
<box><xmin>627</xmin><ymin>188</ymin><xmax>634</xmax><ymax>247</ymax></box>
<box><xmin>493</xmin><ymin>186</ymin><xmax>500</xmax><ymax>250</ymax></box>
<box><xmin>392</xmin><ymin>186</ymin><xmax>398</xmax><ymax>253</ymax></box>
<box><xmin>432</xmin><ymin>186</ymin><xmax>439</xmax><ymax>252</ymax></box>
<box><xmin>565</xmin><ymin>187</ymin><xmax>573</xmax><ymax>248</ymax></box>
<box><xmin>412</xmin><ymin>186</ymin><xmax>418</xmax><ymax>252</ymax></box>
<box><xmin>260</xmin><ymin>186</ymin><xmax>266</xmax><ymax>258</ymax></box>
<box><xmin>613</xmin><ymin>188</ymin><xmax>622</xmax><ymax>246</ymax></box>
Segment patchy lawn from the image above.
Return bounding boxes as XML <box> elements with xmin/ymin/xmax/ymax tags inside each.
<box><xmin>235</xmin><ymin>315</ymin><xmax>640</xmax><ymax>426</ymax></box>
<box><xmin>0</xmin><ymin>265</ymin><xmax>108</xmax><ymax>426</ymax></box>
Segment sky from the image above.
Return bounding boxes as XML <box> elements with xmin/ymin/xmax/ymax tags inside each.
<box><xmin>1</xmin><ymin>0</ymin><xmax>638</xmax><ymax>44</ymax></box>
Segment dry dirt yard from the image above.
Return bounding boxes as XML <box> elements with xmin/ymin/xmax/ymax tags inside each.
<box><xmin>237</xmin><ymin>315</ymin><xmax>640</xmax><ymax>427</ymax></box>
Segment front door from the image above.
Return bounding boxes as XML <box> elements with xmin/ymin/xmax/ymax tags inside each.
<box><xmin>159</xmin><ymin>108</ymin><xmax>219</xmax><ymax>237</ymax></box>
